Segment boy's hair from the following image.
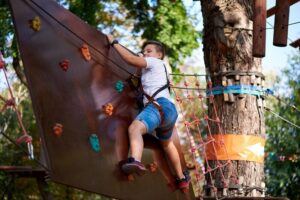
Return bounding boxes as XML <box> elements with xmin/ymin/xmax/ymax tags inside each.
<box><xmin>142</xmin><ymin>40</ymin><xmax>165</xmax><ymax>59</ymax></box>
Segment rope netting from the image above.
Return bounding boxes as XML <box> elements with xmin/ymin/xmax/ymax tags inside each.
<box><xmin>0</xmin><ymin>52</ymin><xmax>34</xmax><ymax>160</ymax></box>
<box><xmin>170</xmin><ymin>74</ymin><xmax>239</xmax><ymax>198</ymax></box>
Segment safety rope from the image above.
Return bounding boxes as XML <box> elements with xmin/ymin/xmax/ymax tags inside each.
<box><xmin>264</xmin><ymin>107</ymin><xmax>300</xmax><ymax>130</ymax></box>
<box><xmin>26</xmin><ymin>0</ymin><xmax>135</xmax><ymax>76</ymax></box>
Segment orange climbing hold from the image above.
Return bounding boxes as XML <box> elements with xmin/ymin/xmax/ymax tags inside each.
<box><xmin>80</xmin><ymin>44</ymin><xmax>91</xmax><ymax>61</ymax></box>
<box><xmin>53</xmin><ymin>123</ymin><xmax>63</xmax><ymax>137</ymax></box>
<box><xmin>102</xmin><ymin>103</ymin><xmax>113</xmax><ymax>116</ymax></box>
<box><xmin>146</xmin><ymin>161</ymin><xmax>158</xmax><ymax>173</ymax></box>
<box><xmin>30</xmin><ymin>16</ymin><xmax>41</xmax><ymax>32</ymax></box>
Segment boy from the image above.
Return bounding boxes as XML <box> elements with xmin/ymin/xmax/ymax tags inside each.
<box><xmin>107</xmin><ymin>35</ymin><xmax>190</xmax><ymax>189</ymax></box>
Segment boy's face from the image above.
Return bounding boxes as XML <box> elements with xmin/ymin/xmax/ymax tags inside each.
<box><xmin>142</xmin><ymin>44</ymin><xmax>163</xmax><ymax>60</ymax></box>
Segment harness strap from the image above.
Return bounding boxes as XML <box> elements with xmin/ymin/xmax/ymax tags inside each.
<box><xmin>141</xmin><ymin>64</ymin><xmax>170</xmax><ymax>123</ymax></box>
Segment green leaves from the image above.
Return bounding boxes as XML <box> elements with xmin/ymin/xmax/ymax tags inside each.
<box><xmin>120</xmin><ymin>0</ymin><xmax>201</xmax><ymax>68</ymax></box>
<box><xmin>265</xmin><ymin>50</ymin><xmax>300</xmax><ymax>199</ymax></box>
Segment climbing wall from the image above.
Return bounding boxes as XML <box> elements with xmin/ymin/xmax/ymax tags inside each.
<box><xmin>9</xmin><ymin>0</ymin><xmax>194</xmax><ymax>199</ymax></box>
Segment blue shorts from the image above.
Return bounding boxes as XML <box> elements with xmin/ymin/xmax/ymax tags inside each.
<box><xmin>135</xmin><ymin>97</ymin><xmax>178</xmax><ymax>141</ymax></box>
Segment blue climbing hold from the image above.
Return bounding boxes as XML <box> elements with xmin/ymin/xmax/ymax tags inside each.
<box><xmin>89</xmin><ymin>134</ymin><xmax>100</xmax><ymax>153</ymax></box>
<box><xmin>115</xmin><ymin>80</ymin><xmax>124</xmax><ymax>93</ymax></box>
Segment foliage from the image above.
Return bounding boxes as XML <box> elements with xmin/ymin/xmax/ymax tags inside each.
<box><xmin>0</xmin><ymin>0</ymin><xmax>14</xmax><ymax>57</ymax></box>
<box><xmin>120</xmin><ymin>0</ymin><xmax>201</xmax><ymax>68</ymax></box>
<box><xmin>265</xmin><ymin>51</ymin><xmax>300</xmax><ymax>199</ymax></box>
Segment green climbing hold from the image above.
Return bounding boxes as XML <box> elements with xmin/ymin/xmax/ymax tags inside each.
<box><xmin>89</xmin><ymin>134</ymin><xmax>100</xmax><ymax>153</ymax></box>
<box><xmin>115</xmin><ymin>80</ymin><xmax>124</xmax><ymax>93</ymax></box>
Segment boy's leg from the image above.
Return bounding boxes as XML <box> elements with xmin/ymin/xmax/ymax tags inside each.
<box><xmin>121</xmin><ymin>120</ymin><xmax>147</xmax><ymax>175</ymax></box>
<box><xmin>160</xmin><ymin>139</ymin><xmax>191</xmax><ymax>190</ymax></box>
<box><xmin>160</xmin><ymin>140</ymin><xmax>185</xmax><ymax>179</ymax></box>
<box><xmin>128</xmin><ymin>119</ymin><xmax>147</xmax><ymax>160</ymax></box>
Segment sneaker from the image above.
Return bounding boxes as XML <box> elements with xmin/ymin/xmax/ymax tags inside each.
<box><xmin>121</xmin><ymin>157</ymin><xmax>147</xmax><ymax>176</ymax></box>
<box><xmin>176</xmin><ymin>172</ymin><xmax>191</xmax><ymax>189</ymax></box>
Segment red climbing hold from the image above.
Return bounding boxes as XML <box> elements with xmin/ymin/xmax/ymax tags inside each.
<box><xmin>59</xmin><ymin>59</ymin><xmax>70</xmax><ymax>71</ymax></box>
<box><xmin>53</xmin><ymin>123</ymin><xmax>63</xmax><ymax>137</ymax></box>
<box><xmin>0</xmin><ymin>59</ymin><xmax>4</xmax><ymax>69</ymax></box>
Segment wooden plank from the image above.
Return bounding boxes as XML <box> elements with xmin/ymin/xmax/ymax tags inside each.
<box><xmin>290</xmin><ymin>38</ymin><xmax>300</xmax><ymax>48</ymax></box>
<box><xmin>204</xmin><ymin>197</ymin><xmax>289</xmax><ymax>200</ymax></box>
<box><xmin>273</xmin><ymin>0</ymin><xmax>290</xmax><ymax>46</ymax></box>
<box><xmin>0</xmin><ymin>165</ymin><xmax>46</xmax><ymax>177</ymax></box>
<box><xmin>267</xmin><ymin>0</ymin><xmax>300</xmax><ymax>17</ymax></box>
<box><xmin>253</xmin><ymin>0</ymin><xmax>266</xmax><ymax>57</ymax></box>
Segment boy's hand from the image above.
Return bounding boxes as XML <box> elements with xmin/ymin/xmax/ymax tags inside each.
<box><xmin>107</xmin><ymin>34</ymin><xmax>114</xmax><ymax>44</ymax></box>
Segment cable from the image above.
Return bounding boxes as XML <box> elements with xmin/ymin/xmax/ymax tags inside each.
<box><xmin>27</xmin><ymin>0</ymin><xmax>135</xmax><ymax>76</ymax></box>
<box><xmin>171</xmin><ymin>86</ymin><xmax>206</xmax><ymax>91</ymax></box>
<box><xmin>264</xmin><ymin>106</ymin><xmax>300</xmax><ymax>130</ymax></box>
<box><xmin>170</xmin><ymin>73</ymin><xmax>208</xmax><ymax>77</ymax></box>
<box><xmin>266</xmin><ymin>94</ymin><xmax>300</xmax><ymax>114</ymax></box>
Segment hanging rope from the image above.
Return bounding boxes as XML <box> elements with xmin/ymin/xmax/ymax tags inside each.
<box><xmin>0</xmin><ymin>52</ymin><xmax>34</xmax><ymax>159</ymax></box>
<box><xmin>0</xmin><ymin>130</ymin><xmax>49</xmax><ymax>171</ymax></box>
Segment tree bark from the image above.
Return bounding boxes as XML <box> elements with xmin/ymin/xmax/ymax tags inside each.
<box><xmin>200</xmin><ymin>0</ymin><xmax>265</xmax><ymax>197</ymax></box>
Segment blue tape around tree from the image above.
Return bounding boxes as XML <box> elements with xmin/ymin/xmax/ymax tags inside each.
<box><xmin>206</xmin><ymin>85</ymin><xmax>265</xmax><ymax>96</ymax></box>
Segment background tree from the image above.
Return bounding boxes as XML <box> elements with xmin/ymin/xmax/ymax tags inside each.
<box><xmin>200</xmin><ymin>0</ymin><xmax>265</xmax><ymax>197</ymax></box>
<box><xmin>265</xmin><ymin>51</ymin><xmax>300</xmax><ymax>199</ymax></box>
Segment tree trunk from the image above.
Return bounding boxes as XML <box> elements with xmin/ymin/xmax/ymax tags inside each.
<box><xmin>200</xmin><ymin>0</ymin><xmax>265</xmax><ymax>197</ymax></box>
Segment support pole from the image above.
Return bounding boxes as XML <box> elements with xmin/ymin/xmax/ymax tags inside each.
<box><xmin>253</xmin><ymin>0</ymin><xmax>266</xmax><ymax>57</ymax></box>
<box><xmin>273</xmin><ymin>0</ymin><xmax>290</xmax><ymax>47</ymax></box>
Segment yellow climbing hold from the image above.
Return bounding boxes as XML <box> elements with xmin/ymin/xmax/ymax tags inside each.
<box><xmin>30</xmin><ymin>16</ymin><xmax>41</xmax><ymax>32</ymax></box>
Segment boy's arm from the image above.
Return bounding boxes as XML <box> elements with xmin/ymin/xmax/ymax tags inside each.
<box><xmin>107</xmin><ymin>35</ymin><xmax>146</xmax><ymax>69</ymax></box>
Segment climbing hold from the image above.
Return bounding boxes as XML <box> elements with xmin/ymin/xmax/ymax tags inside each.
<box><xmin>89</xmin><ymin>134</ymin><xmax>100</xmax><ymax>153</ymax></box>
<box><xmin>126</xmin><ymin>75</ymin><xmax>140</xmax><ymax>90</ymax></box>
<box><xmin>53</xmin><ymin>123</ymin><xmax>63</xmax><ymax>137</ymax></box>
<box><xmin>146</xmin><ymin>161</ymin><xmax>158</xmax><ymax>173</ymax></box>
<box><xmin>102</xmin><ymin>103</ymin><xmax>113</xmax><ymax>116</ymax></box>
<box><xmin>115</xmin><ymin>80</ymin><xmax>124</xmax><ymax>93</ymax></box>
<box><xmin>30</xmin><ymin>16</ymin><xmax>41</xmax><ymax>32</ymax></box>
<box><xmin>114</xmin><ymin>160</ymin><xmax>135</xmax><ymax>182</ymax></box>
<box><xmin>0</xmin><ymin>59</ymin><xmax>4</xmax><ymax>69</ymax></box>
<box><xmin>59</xmin><ymin>59</ymin><xmax>70</xmax><ymax>71</ymax></box>
<box><xmin>80</xmin><ymin>44</ymin><xmax>91</xmax><ymax>61</ymax></box>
